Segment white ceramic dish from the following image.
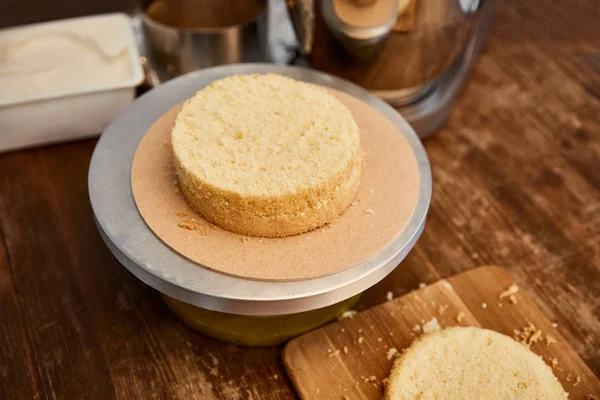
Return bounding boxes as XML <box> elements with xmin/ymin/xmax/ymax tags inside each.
<box><xmin>0</xmin><ymin>13</ymin><xmax>144</xmax><ymax>153</ymax></box>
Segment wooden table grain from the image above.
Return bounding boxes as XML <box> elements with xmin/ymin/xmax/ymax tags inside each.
<box><xmin>0</xmin><ymin>0</ymin><xmax>599</xmax><ymax>398</ymax></box>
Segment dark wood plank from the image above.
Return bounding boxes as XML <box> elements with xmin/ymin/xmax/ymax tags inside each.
<box><xmin>0</xmin><ymin>218</ymin><xmax>43</xmax><ymax>399</ymax></box>
<box><xmin>0</xmin><ymin>143</ymin><xmax>118</xmax><ymax>399</ymax></box>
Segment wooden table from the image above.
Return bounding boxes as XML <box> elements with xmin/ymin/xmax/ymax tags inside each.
<box><xmin>1</xmin><ymin>1</ymin><xmax>598</xmax><ymax>398</ymax></box>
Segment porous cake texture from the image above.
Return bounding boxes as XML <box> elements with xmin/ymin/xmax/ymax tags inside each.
<box><xmin>172</xmin><ymin>73</ymin><xmax>361</xmax><ymax>237</ymax></box>
<box><xmin>384</xmin><ymin>327</ymin><xmax>568</xmax><ymax>400</ymax></box>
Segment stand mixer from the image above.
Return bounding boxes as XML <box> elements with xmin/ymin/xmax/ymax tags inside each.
<box><xmin>286</xmin><ymin>0</ymin><xmax>495</xmax><ymax>138</ymax></box>
<box><xmin>134</xmin><ymin>0</ymin><xmax>494</xmax><ymax>139</ymax></box>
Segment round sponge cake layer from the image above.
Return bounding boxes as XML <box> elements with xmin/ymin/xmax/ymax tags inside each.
<box><xmin>384</xmin><ymin>327</ymin><xmax>568</xmax><ymax>400</ymax></box>
<box><xmin>171</xmin><ymin>74</ymin><xmax>362</xmax><ymax>237</ymax></box>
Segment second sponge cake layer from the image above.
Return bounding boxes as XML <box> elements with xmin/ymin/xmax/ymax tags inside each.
<box><xmin>171</xmin><ymin>74</ymin><xmax>362</xmax><ymax>237</ymax></box>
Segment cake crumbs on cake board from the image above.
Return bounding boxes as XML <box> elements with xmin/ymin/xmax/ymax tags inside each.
<box><xmin>177</xmin><ymin>219</ymin><xmax>203</xmax><ymax>231</ymax></box>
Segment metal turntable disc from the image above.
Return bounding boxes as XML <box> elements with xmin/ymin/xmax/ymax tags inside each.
<box><xmin>89</xmin><ymin>64</ymin><xmax>431</xmax><ymax>316</ymax></box>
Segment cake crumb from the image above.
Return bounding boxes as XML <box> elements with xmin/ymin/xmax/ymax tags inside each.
<box><xmin>441</xmin><ymin>281</ymin><xmax>453</xmax><ymax>290</ymax></box>
<box><xmin>339</xmin><ymin>310</ymin><xmax>357</xmax><ymax>320</ymax></box>
<box><xmin>273</xmin><ymin>374</ymin><xmax>278</xmax><ymax>379</ymax></box>
<box><xmin>386</xmin><ymin>291</ymin><xmax>394</xmax><ymax>301</ymax></box>
<box><xmin>412</xmin><ymin>325</ymin><xmax>422</xmax><ymax>333</ymax></box>
<box><xmin>544</xmin><ymin>334</ymin><xmax>556</xmax><ymax>346</ymax></box>
<box><xmin>350</xmin><ymin>200</ymin><xmax>359</xmax><ymax>207</ymax></box>
<box><xmin>438</xmin><ymin>304</ymin><xmax>448</xmax><ymax>315</ymax></box>
<box><xmin>389</xmin><ymin>332</ymin><xmax>394</xmax><ymax>336</ymax></box>
<box><xmin>456</xmin><ymin>312</ymin><xmax>466</xmax><ymax>323</ymax></box>
<box><xmin>358</xmin><ymin>328</ymin><xmax>363</xmax><ymax>333</ymax></box>
<box><xmin>327</xmin><ymin>348</ymin><xmax>332</xmax><ymax>353</ymax></box>
<box><xmin>515</xmin><ymin>321</ymin><xmax>543</xmax><ymax>347</ymax></box>
<box><xmin>209</xmin><ymin>224</ymin><xmax>218</xmax><ymax>230</ymax></box>
<box><xmin>430</xmin><ymin>300</ymin><xmax>436</xmax><ymax>306</ymax></box>
<box><xmin>549</xmin><ymin>357</ymin><xmax>559</xmax><ymax>368</ymax></box>
<box><xmin>386</xmin><ymin>347</ymin><xmax>398</xmax><ymax>360</ymax></box>
<box><xmin>573</xmin><ymin>376</ymin><xmax>580</xmax><ymax>387</ymax></box>
<box><xmin>343</xmin><ymin>395</ymin><xmax>350</xmax><ymax>400</ymax></box>
<box><xmin>499</xmin><ymin>283</ymin><xmax>519</xmax><ymax>299</ymax></box>
<box><xmin>358</xmin><ymin>337</ymin><xmax>364</xmax><ymax>344</ymax></box>
<box><xmin>328</xmin><ymin>349</ymin><xmax>340</xmax><ymax>357</ymax></box>
<box><xmin>364</xmin><ymin>209</ymin><xmax>375</xmax><ymax>214</ymax></box>
<box><xmin>529</xmin><ymin>329</ymin><xmax>542</xmax><ymax>345</ymax></box>
<box><xmin>362</xmin><ymin>375</ymin><xmax>377</xmax><ymax>383</ymax></box>
<box><xmin>508</xmin><ymin>294</ymin><xmax>518</xmax><ymax>304</ymax></box>
<box><xmin>422</xmin><ymin>317</ymin><xmax>441</xmax><ymax>334</ymax></box>
<box><xmin>240</xmin><ymin>237</ymin><xmax>250</xmax><ymax>243</ymax></box>
<box><xmin>178</xmin><ymin>219</ymin><xmax>203</xmax><ymax>230</ymax></box>
<box><xmin>551</xmin><ymin>322</ymin><xmax>558</xmax><ymax>328</ymax></box>
<box><xmin>343</xmin><ymin>346</ymin><xmax>348</xmax><ymax>354</ymax></box>
<box><xmin>418</xmin><ymin>282</ymin><xmax>426</xmax><ymax>289</ymax></box>
<box><xmin>377</xmin><ymin>337</ymin><xmax>382</xmax><ymax>342</ymax></box>
<box><xmin>498</xmin><ymin>303</ymin><xmax>503</xmax><ymax>308</ymax></box>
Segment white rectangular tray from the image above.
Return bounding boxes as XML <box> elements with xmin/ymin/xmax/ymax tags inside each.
<box><xmin>0</xmin><ymin>13</ymin><xmax>144</xmax><ymax>153</ymax></box>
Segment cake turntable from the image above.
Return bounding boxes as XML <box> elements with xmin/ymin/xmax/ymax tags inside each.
<box><xmin>89</xmin><ymin>64</ymin><xmax>431</xmax><ymax>345</ymax></box>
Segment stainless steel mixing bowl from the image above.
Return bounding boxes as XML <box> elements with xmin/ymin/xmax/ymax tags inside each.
<box><xmin>287</xmin><ymin>0</ymin><xmax>493</xmax><ymax>105</ymax></box>
<box><xmin>141</xmin><ymin>0</ymin><xmax>268</xmax><ymax>76</ymax></box>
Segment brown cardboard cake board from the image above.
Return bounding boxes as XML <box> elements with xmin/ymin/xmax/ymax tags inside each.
<box><xmin>131</xmin><ymin>89</ymin><xmax>420</xmax><ymax>281</ymax></box>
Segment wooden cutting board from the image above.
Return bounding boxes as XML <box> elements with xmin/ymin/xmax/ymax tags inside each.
<box><xmin>283</xmin><ymin>266</ymin><xmax>600</xmax><ymax>399</ymax></box>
